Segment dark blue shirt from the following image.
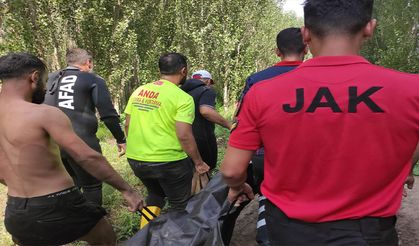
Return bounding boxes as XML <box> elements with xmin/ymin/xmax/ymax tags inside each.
<box><xmin>238</xmin><ymin>60</ymin><xmax>303</xmax><ymax>155</ymax></box>
<box><xmin>240</xmin><ymin>60</ymin><xmax>303</xmax><ymax>100</ymax></box>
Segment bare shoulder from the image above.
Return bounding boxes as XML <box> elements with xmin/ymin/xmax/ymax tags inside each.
<box><xmin>17</xmin><ymin>104</ymin><xmax>73</xmax><ymax>136</ymax></box>
<box><xmin>36</xmin><ymin>104</ymin><xmax>70</xmax><ymax>124</ymax></box>
<box><xmin>38</xmin><ymin>104</ymin><xmax>63</xmax><ymax>115</ymax></box>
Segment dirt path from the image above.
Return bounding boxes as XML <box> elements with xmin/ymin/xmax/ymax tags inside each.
<box><xmin>397</xmin><ymin>176</ymin><xmax>419</xmax><ymax>246</ymax></box>
<box><xmin>231</xmin><ymin>177</ymin><xmax>419</xmax><ymax>246</ymax></box>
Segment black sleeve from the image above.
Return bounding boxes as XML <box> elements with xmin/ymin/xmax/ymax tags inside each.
<box><xmin>199</xmin><ymin>88</ymin><xmax>216</xmax><ymax>108</ymax></box>
<box><xmin>240</xmin><ymin>75</ymin><xmax>253</xmax><ymax>100</ymax></box>
<box><xmin>103</xmin><ymin>116</ymin><xmax>126</xmax><ymax>144</ymax></box>
<box><xmin>91</xmin><ymin>76</ymin><xmax>125</xmax><ymax>143</ymax></box>
<box><xmin>91</xmin><ymin>76</ymin><xmax>119</xmax><ymax>119</ymax></box>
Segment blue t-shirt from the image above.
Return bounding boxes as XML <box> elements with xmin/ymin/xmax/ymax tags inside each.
<box><xmin>238</xmin><ymin>60</ymin><xmax>303</xmax><ymax>155</ymax></box>
<box><xmin>240</xmin><ymin>60</ymin><xmax>303</xmax><ymax>99</ymax></box>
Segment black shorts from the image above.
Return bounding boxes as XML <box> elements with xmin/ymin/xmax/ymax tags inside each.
<box><xmin>5</xmin><ymin>187</ymin><xmax>107</xmax><ymax>246</ymax></box>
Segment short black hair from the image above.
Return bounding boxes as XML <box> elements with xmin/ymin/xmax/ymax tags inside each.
<box><xmin>276</xmin><ymin>28</ymin><xmax>305</xmax><ymax>56</ymax></box>
<box><xmin>159</xmin><ymin>53</ymin><xmax>187</xmax><ymax>75</ymax></box>
<box><xmin>0</xmin><ymin>52</ymin><xmax>46</xmax><ymax>80</ymax></box>
<box><xmin>304</xmin><ymin>0</ymin><xmax>374</xmax><ymax>37</ymax></box>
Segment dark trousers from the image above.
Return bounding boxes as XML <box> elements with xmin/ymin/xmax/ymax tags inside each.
<box><xmin>245</xmin><ymin>155</ymin><xmax>270</xmax><ymax>245</ymax></box>
<box><xmin>61</xmin><ymin>150</ymin><xmax>103</xmax><ymax>206</ymax></box>
<box><xmin>265</xmin><ymin>199</ymin><xmax>398</xmax><ymax>246</ymax></box>
<box><xmin>128</xmin><ymin>158</ymin><xmax>194</xmax><ymax>211</ymax></box>
<box><xmin>246</xmin><ymin>154</ymin><xmax>264</xmax><ymax>194</ymax></box>
<box><xmin>195</xmin><ymin>134</ymin><xmax>218</xmax><ymax>170</ymax></box>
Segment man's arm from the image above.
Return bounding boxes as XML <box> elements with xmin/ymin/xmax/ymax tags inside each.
<box><xmin>198</xmin><ymin>89</ymin><xmax>231</xmax><ymax>129</ymax></box>
<box><xmin>0</xmin><ymin>148</ymin><xmax>7</xmax><ymax>186</ymax></box>
<box><xmin>124</xmin><ymin>114</ymin><xmax>131</xmax><ymax>138</ymax></box>
<box><xmin>200</xmin><ymin>106</ymin><xmax>231</xmax><ymax>129</ymax></box>
<box><xmin>404</xmin><ymin>142</ymin><xmax>419</xmax><ymax>192</ymax></box>
<box><xmin>175</xmin><ymin>121</ymin><xmax>209</xmax><ymax>174</ymax></box>
<box><xmin>43</xmin><ymin>107</ymin><xmax>142</xmax><ymax>211</ymax></box>
<box><xmin>103</xmin><ymin>116</ymin><xmax>126</xmax><ymax>156</ymax></box>
<box><xmin>92</xmin><ymin>77</ymin><xmax>126</xmax><ymax>155</ymax></box>
<box><xmin>221</xmin><ymin>145</ymin><xmax>255</xmax><ymax>202</ymax></box>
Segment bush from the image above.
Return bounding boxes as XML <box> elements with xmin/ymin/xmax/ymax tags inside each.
<box><xmin>414</xmin><ymin>163</ymin><xmax>419</xmax><ymax>176</ymax></box>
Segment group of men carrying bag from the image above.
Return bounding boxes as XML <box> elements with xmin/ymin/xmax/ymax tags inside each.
<box><xmin>0</xmin><ymin>0</ymin><xmax>418</xmax><ymax>245</ymax></box>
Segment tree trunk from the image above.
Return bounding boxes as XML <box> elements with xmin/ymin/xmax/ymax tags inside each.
<box><xmin>223</xmin><ymin>80</ymin><xmax>229</xmax><ymax>112</ymax></box>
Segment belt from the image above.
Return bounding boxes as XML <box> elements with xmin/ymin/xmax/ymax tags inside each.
<box><xmin>316</xmin><ymin>216</ymin><xmax>396</xmax><ymax>231</ymax></box>
<box><xmin>128</xmin><ymin>158</ymin><xmax>189</xmax><ymax>167</ymax></box>
<box><xmin>270</xmin><ymin>200</ymin><xmax>396</xmax><ymax>231</ymax></box>
<box><xmin>7</xmin><ymin>187</ymin><xmax>81</xmax><ymax>207</ymax></box>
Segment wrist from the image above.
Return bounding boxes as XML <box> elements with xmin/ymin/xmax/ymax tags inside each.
<box><xmin>194</xmin><ymin>159</ymin><xmax>204</xmax><ymax>166</ymax></box>
<box><xmin>117</xmin><ymin>138</ymin><xmax>126</xmax><ymax>144</ymax></box>
<box><xmin>227</xmin><ymin>123</ymin><xmax>232</xmax><ymax>130</ymax></box>
<box><xmin>229</xmin><ymin>183</ymin><xmax>245</xmax><ymax>193</ymax></box>
<box><xmin>120</xmin><ymin>185</ymin><xmax>135</xmax><ymax>194</ymax></box>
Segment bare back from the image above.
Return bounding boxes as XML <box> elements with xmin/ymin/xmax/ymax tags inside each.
<box><xmin>0</xmin><ymin>97</ymin><xmax>73</xmax><ymax>197</ymax></box>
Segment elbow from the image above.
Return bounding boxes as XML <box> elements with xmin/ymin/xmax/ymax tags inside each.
<box><xmin>176</xmin><ymin>132</ymin><xmax>191</xmax><ymax>144</ymax></box>
<box><xmin>175</xmin><ymin>122</ymin><xmax>194</xmax><ymax>145</ymax></box>
<box><xmin>199</xmin><ymin>107</ymin><xmax>213</xmax><ymax>119</ymax></box>
<box><xmin>200</xmin><ymin>111</ymin><xmax>211</xmax><ymax>119</ymax></box>
<box><xmin>221</xmin><ymin>161</ymin><xmax>243</xmax><ymax>183</ymax></box>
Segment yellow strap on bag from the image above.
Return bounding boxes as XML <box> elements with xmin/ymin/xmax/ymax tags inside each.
<box><xmin>139</xmin><ymin>206</ymin><xmax>161</xmax><ymax>229</ymax></box>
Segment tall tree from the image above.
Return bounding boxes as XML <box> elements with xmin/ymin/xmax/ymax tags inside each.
<box><xmin>0</xmin><ymin>0</ymin><xmax>301</xmax><ymax>111</ymax></box>
<box><xmin>362</xmin><ymin>0</ymin><xmax>418</xmax><ymax>73</ymax></box>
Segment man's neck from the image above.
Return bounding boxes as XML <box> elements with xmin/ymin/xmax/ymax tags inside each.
<box><xmin>311</xmin><ymin>35</ymin><xmax>363</xmax><ymax>57</ymax></box>
<box><xmin>281</xmin><ymin>54</ymin><xmax>303</xmax><ymax>62</ymax></box>
<box><xmin>160</xmin><ymin>75</ymin><xmax>180</xmax><ymax>86</ymax></box>
<box><xmin>0</xmin><ymin>81</ymin><xmax>31</xmax><ymax>102</ymax></box>
<box><xmin>68</xmin><ymin>64</ymin><xmax>87</xmax><ymax>72</ymax></box>
<box><xmin>66</xmin><ymin>65</ymin><xmax>80</xmax><ymax>70</ymax></box>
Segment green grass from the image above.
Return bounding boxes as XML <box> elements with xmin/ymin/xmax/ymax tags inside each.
<box><xmin>99</xmin><ymin>140</ymin><xmax>146</xmax><ymax>242</ymax></box>
<box><xmin>215</xmin><ymin>125</ymin><xmax>230</xmax><ymax>170</ymax></box>
<box><xmin>414</xmin><ymin>163</ymin><xmax>419</xmax><ymax>176</ymax></box>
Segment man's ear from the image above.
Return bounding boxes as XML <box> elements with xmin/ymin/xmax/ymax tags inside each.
<box><xmin>87</xmin><ymin>60</ymin><xmax>93</xmax><ymax>71</ymax></box>
<box><xmin>29</xmin><ymin>70</ymin><xmax>40</xmax><ymax>88</ymax></box>
<box><xmin>275</xmin><ymin>48</ymin><xmax>281</xmax><ymax>57</ymax></box>
<box><xmin>301</xmin><ymin>26</ymin><xmax>311</xmax><ymax>45</ymax></box>
<box><xmin>363</xmin><ymin>19</ymin><xmax>377</xmax><ymax>39</ymax></box>
<box><xmin>180</xmin><ymin>67</ymin><xmax>187</xmax><ymax>76</ymax></box>
<box><xmin>303</xmin><ymin>44</ymin><xmax>309</xmax><ymax>55</ymax></box>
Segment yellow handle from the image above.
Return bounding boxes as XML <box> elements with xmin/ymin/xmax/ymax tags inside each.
<box><xmin>139</xmin><ymin>206</ymin><xmax>161</xmax><ymax>229</ymax></box>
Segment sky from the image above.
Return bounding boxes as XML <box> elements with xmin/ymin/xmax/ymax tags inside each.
<box><xmin>283</xmin><ymin>0</ymin><xmax>305</xmax><ymax>17</ymax></box>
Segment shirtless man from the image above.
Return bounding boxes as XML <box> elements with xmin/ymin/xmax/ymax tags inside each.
<box><xmin>0</xmin><ymin>53</ymin><xmax>143</xmax><ymax>245</ymax></box>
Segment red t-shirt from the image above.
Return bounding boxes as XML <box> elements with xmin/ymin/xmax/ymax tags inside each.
<box><xmin>229</xmin><ymin>56</ymin><xmax>419</xmax><ymax>222</ymax></box>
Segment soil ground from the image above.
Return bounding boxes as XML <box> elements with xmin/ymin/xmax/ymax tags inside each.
<box><xmin>396</xmin><ymin>177</ymin><xmax>419</xmax><ymax>246</ymax></box>
<box><xmin>230</xmin><ymin>176</ymin><xmax>419</xmax><ymax>246</ymax></box>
